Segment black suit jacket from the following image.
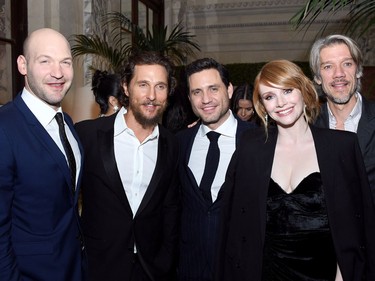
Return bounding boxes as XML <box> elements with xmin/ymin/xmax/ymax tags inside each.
<box><xmin>75</xmin><ymin>114</ymin><xmax>180</xmax><ymax>281</ymax></box>
<box><xmin>217</xmin><ymin>125</ymin><xmax>375</xmax><ymax>281</ymax></box>
<box><xmin>315</xmin><ymin>97</ymin><xmax>375</xmax><ymax>205</ymax></box>
<box><xmin>177</xmin><ymin>116</ymin><xmax>254</xmax><ymax>280</ymax></box>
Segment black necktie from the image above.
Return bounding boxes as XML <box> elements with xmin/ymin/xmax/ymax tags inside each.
<box><xmin>55</xmin><ymin>113</ymin><xmax>76</xmax><ymax>194</ymax></box>
<box><xmin>199</xmin><ymin>131</ymin><xmax>220</xmax><ymax>204</ymax></box>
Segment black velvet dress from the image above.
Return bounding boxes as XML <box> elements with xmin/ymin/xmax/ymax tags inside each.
<box><xmin>262</xmin><ymin>172</ymin><xmax>337</xmax><ymax>281</ymax></box>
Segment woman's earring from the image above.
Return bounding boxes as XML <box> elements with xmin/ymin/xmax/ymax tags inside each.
<box><xmin>303</xmin><ymin>104</ymin><xmax>308</xmax><ymax>121</ymax></box>
<box><xmin>265</xmin><ymin>114</ymin><xmax>268</xmax><ymax>123</ymax></box>
<box><xmin>113</xmin><ymin>105</ymin><xmax>119</xmax><ymax>113</ymax></box>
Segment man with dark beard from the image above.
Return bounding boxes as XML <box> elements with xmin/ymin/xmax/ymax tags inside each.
<box><xmin>75</xmin><ymin>52</ymin><xmax>180</xmax><ymax>281</ymax></box>
<box><xmin>311</xmin><ymin>34</ymin><xmax>375</xmax><ymax>204</ymax></box>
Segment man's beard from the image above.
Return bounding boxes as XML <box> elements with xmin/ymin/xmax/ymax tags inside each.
<box><xmin>131</xmin><ymin>101</ymin><xmax>167</xmax><ymax>128</ymax></box>
<box><xmin>324</xmin><ymin>78</ymin><xmax>357</xmax><ymax>105</ymax></box>
<box><xmin>326</xmin><ymin>90</ymin><xmax>355</xmax><ymax>105</ymax></box>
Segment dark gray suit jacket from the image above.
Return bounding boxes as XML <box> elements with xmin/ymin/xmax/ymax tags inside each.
<box><xmin>315</xmin><ymin>97</ymin><xmax>375</xmax><ymax>205</ymax></box>
<box><xmin>75</xmin><ymin>114</ymin><xmax>180</xmax><ymax>281</ymax></box>
<box><xmin>217</xmin><ymin>125</ymin><xmax>375</xmax><ymax>281</ymax></box>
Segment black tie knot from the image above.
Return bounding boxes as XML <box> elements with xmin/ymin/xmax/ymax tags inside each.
<box><xmin>55</xmin><ymin>112</ymin><xmax>64</xmax><ymax>126</ymax></box>
<box><xmin>206</xmin><ymin>131</ymin><xmax>220</xmax><ymax>143</ymax></box>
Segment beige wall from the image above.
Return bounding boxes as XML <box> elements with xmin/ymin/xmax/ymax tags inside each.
<box><xmin>164</xmin><ymin>0</ymin><xmax>353</xmax><ymax>64</ymax></box>
<box><xmin>28</xmin><ymin>0</ymin><xmax>98</xmax><ymax>123</ymax></box>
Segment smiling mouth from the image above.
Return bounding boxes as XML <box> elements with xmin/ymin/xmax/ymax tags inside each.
<box><xmin>331</xmin><ymin>79</ymin><xmax>349</xmax><ymax>88</ymax></box>
<box><xmin>277</xmin><ymin>107</ymin><xmax>293</xmax><ymax>115</ymax></box>
<box><xmin>201</xmin><ymin>106</ymin><xmax>216</xmax><ymax>112</ymax></box>
<box><xmin>143</xmin><ymin>103</ymin><xmax>162</xmax><ymax>111</ymax></box>
<box><xmin>47</xmin><ymin>82</ymin><xmax>65</xmax><ymax>89</ymax></box>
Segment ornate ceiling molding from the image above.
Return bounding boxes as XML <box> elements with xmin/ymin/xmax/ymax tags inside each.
<box><xmin>190</xmin><ymin>19</ymin><xmax>347</xmax><ymax>30</ymax></box>
<box><xmin>188</xmin><ymin>0</ymin><xmax>307</xmax><ymax>12</ymax></box>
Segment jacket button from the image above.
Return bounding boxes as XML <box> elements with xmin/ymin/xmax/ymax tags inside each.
<box><xmin>241</xmin><ymin>207</ymin><xmax>245</xmax><ymax>214</ymax></box>
<box><xmin>242</xmin><ymin>237</ymin><xmax>246</xmax><ymax>243</ymax></box>
<box><xmin>235</xmin><ymin>263</ymin><xmax>241</xmax><ymax>268</ymax></box>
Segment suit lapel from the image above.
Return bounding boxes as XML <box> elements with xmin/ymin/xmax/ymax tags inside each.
<box><xmin>315</xmin><ymin>103</ymin><xmax>329</xmax><ymax>129</ymax></box>
<box><xmin>97</xmin><ymin>121</ymin><xmax>132</xmax><ymax>214</ymax></box>
<box><xmin>357</xmin><ymin>98</ymin><xmax>375</xmax><ymax>152</ymax></box>
<box><xmin>184</xmin><ymin>124</ymin><xmax>212</xmax><ymax>206</ymax></box>
<box><xmin>310</xmin><ymin>126</ymin><xmax>336</xmax><ymax>215</ymax></box>
<box><xmin>136</xmin><ymin>125</ymin><xmax>167</xmax><ymax>216</ymax></box>
<box><xmin>64</xmin><ymin>114</ymin><xmax>84</xmax><ymax>203</ymax></box>
<box><xmin>256</xmin><ymin>128</ymin><xmax>277</xmax><ymax>244</ymax></box>
<box><xmin>14</xmin><ymin>95</ymin><xmax>75</xmax><ymax>201</ymax></box>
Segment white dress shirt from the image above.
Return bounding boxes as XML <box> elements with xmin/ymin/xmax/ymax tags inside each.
<box><xmin>188</xmin><ymin>111</ymin><xmax>237</xmax><ymax>202</ymax></box>
<box><xmin>113</xmin><ymin>107</ymin><xmax>159</xmax><ymax>217</ymax></box>
<box><xmin>21</xmin><ymin>88</ymin><xmax>81</xmax><ymax>186</ymax></box>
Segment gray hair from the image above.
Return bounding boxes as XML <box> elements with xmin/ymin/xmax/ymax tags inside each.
<box><xmin>309</xmin><ymin>34</ymin><xmax>363</xmax><ymax>90</ymax></box>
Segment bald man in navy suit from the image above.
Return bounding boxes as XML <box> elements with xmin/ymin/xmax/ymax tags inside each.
<box><xmin>0</xmin><ymin>28</ymin><xmax>85</xmax><ymax>281</ymax></box>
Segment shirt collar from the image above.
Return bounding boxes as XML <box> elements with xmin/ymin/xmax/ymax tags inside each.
<box><xmin>21</xmin><ymin>88</ymin><xmax>62</xmax><ymax>127</ymax></box>
<box><xmin>114</xmin><ymin>107</ymin><xmax>159</xmax><ymax>141</ymax></box>
<box><xmin>199</xmin><ymin>110</ymin><xmax>237</xmax><ymax>137</ymax></box>
<box><xmin>114</xmin><ymin>107</ymin><xmax>128</xmax><ymax>136</ymax></box>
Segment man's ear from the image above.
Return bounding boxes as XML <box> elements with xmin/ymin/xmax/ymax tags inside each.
<box><xmin>228</xmin><ymin>83</ymin><xmax>234</xmax><ymax>99</ymax></box>
<box><xmin>17</xmin><ymin>55</ymin><xmax>27</xmax><ymax>75</ymax></box>
<box><xmin>122</xmin><ymin>83</ymin><xmax>129</xmax><ymax>97</ymax></box>
<box><xmin>314</xmin><ymin>77</ymin><xmax>322</xmax><ymax>85</ymax></box>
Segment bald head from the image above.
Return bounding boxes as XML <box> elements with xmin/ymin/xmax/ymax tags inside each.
<box><xmin>17</xmin><ymin>28</ymin><xmax>74</xmax><ymax>110</ymax></box>
<box><xmin>23</xmin><ymin>28</ymin><xmax>71</xmax><ymax>60</ymax></box>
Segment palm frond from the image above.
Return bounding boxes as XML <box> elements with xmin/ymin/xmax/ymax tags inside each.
<box><xmin>70</xmin><ymin>34</ymin><xmax>126</xmax><ymax>72</ymax></box>
<box><xmin>290</xmin><ymin>0</ymin><xmax>375</xmax><ymax>37</ymax></box>
<box><xmin>345</xmin><ymin>1</ymin><xmax>375</xmax><ymax>36</ymax></box>
<box><xmin>71</xmin><ymin>11</ymin><xmax>201</xmax><ymax>72</ymax></box>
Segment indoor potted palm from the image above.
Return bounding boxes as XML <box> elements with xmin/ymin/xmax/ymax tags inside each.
<box><xmin>70</xmin><ymin>12</ymin><xmax>200</xmax><ymax>73</ymax></box>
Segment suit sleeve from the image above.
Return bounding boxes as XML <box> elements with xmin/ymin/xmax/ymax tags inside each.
<box><xmin>362</xmin><ymin>151</ymin><xmax>375</xmax><ymax>207</ymax></box>
<box><xmin>0</xmin><ymin>127</ymin><xmax>22</xmax><ymax>280</ymax></box>
<box><xmin>354</xmin><ymin>138</ymin><xmax>375</xmax><ymax>280</ymax></box>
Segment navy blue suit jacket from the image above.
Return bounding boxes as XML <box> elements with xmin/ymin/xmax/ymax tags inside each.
<box><xmin>0</xmin><ymin>94</ymin><xmax>85</xmax><ymax>281</ymax></box>
<box><xmin>177</xmin><ymin>115</ymin><xmax>254</xmax><ymax>281</ymax></box>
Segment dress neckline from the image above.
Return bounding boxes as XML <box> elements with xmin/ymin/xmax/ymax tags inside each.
<box><xmin>270</xmin><ymin>172</ymin><xmax>321</xmax><ymax>194</ymax></box>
